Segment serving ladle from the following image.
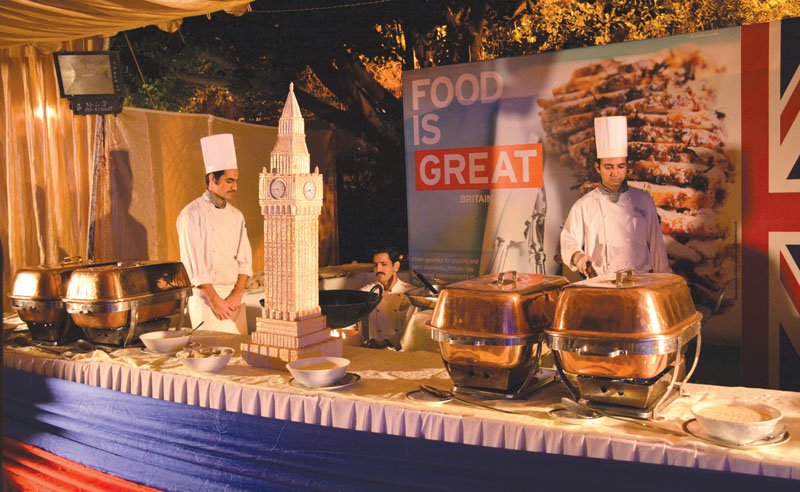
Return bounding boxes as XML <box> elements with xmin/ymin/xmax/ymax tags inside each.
<box><xmin>413</xmin><ymin>271</ymin><xmax>439</xmax><ymax>295</ymax></box>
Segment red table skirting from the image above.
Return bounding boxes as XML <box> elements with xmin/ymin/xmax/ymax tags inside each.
<box><xmin>2</xmin><ymin>437</ymin><xmax>158</xmax><ymax>492</ymax></box>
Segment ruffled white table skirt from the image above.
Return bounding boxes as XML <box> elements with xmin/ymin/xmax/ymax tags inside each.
<box><xmin>4</xmin><ymin>331</ymin><xmax>799</xmax><ymax>480</ymax></box>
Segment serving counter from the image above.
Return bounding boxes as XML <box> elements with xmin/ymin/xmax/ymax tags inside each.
<box><xmin>3</xmin><ymin>330</ymin><xmax>799</xmax><ymax>490</ymax></box>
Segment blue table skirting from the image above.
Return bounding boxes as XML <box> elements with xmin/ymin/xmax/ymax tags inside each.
<box><xmin>3</xmin><ymin>368</ymin><xmax>796</xmax><ymax>491</ymax></box>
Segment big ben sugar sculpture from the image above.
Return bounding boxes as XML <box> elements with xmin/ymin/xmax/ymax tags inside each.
<box><xmin>241</xmin><ymin>83</ymin><xmax>343</xmax><ymax>369</ymax></box>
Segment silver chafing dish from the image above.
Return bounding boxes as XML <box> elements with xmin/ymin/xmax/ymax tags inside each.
<box><xmin>546</xmin><ymin>270</ymin><xmax>702</xmax><ymax>419</ymax></box>
<box><xmin>63</xmin><ymin>260</ymin><xmax>191</xmax><ymax>346</ymax></box>
<box><xmin>429</xmin><ymin>271</ymin><xmax>568</xmax><ymax>398</ymax></box>
<box><xmin>9</xmin><ymin>257</ymin><xmax>116</xmax><ymax>344</ymax></box>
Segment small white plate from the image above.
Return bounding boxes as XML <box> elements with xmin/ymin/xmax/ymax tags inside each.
<box><xmin>405</xmin><ymin>389</ymin><xmax>453</xmax><ymax>406</ymax></box>
<box><xmin>683</xmin><ymin>419</ymin><xmax>790</xmax><ymax>449</ymax></box>
<box><xmin>549</xmin><ymin>407</ymin><xmax>602</xmax><ymax>425</ymax></box>
<box><xmin>289</xmin><ymin>372</ymin><xmax>361</xmax><ymax>391</ymax></box>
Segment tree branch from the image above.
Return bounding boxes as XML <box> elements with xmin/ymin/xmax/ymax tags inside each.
<box><xmin>202</xmin><ymin>53</ymin><xmax>239</xmax><ymax>70</ymax></box>
<box><xmin>175</xmin><ymin>73</ymin><xmax>230</xmax><ymax>87</ymax></box>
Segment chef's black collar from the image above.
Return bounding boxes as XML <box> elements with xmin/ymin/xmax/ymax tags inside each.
<box><xmin>597</xmin><ymin>180</ymin><xmax>629</xmax><ymax>203</ymax></box>
<box><xmin>205</xmin><ymin>190</ymin><xmax>227</xmax><ymax>209</ymax></box>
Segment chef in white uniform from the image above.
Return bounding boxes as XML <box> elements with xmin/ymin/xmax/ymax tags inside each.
<box><xmin>360</xmin><ymin>247</ymin><xmax>415</xmax><ymax>349</ymax></box>
<box><xmin>177</xmin><ymin>133</ymin><xmax>253</xmax><ymax>334</ymax></box>
<box><xmin>561</xmin><ymin>116</ymin><xmax>670</xmax><ymax>276</ymax></box>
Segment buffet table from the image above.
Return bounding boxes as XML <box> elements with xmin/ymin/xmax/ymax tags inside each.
<box><xmin>3</xmin><ymin>330</ymin><xmax>799</xmax><ymax>490</ymax></box>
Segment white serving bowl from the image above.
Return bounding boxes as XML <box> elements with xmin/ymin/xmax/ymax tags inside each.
<box><xmin>177</xmin><ymin>346</ymin><xmax>234</xmax><ymax>373</ymax></box>
<box><xmin>286</xmin><ymin>356</ymin><xmax>350</xmax><ymax>388</ymax></box>
<box><xmin>139</xmin><ymin>329</ymin><xmax>192</xmax><ymax>353</ymax></box>
<box><xmin>691</xmin><ymin>398</ymin><xmax>783</xmax><ymax>444</ymax></box>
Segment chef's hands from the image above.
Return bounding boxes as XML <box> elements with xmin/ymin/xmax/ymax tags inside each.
<box><xmin>571</xmin><ymin>252</ymin><xmax>593</xmax><ymax>276</ymax></box>
<box><xmin>225</xmin><ymin>288</ymin><xmax>244</xmax><ymax>312</ymax></box>
<box><xmin>225</xmin><ymin>274</ymin><xmax>248</xmax><ymax>312</ymax></box>
<box><xmin>200</xmin><ymin>285</ymin><xmax>236</xmax><ymax>320</ymax></box>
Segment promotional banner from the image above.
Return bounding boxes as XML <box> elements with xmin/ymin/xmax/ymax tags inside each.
<box><xmin>404</xmin><ymin>26</ymin><xmax>742</xmax><ymax>343</ymax></box>
<box><xmin>404</xmin><ymin>17</ymin><xmax>800</xmax><ymax>387</ymax></box>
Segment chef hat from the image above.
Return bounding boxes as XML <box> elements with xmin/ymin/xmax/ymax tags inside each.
<box><xmin>201</xmin><ymin>134</ymin><xmax>237</xmax><ymax>174</ymax></box>
<box><xmin>594</xmin><ymin>116</ymin><xmax>628</xmax><ymax>159</ymax></box>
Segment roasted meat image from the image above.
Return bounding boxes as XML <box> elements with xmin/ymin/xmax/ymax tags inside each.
<box><xmin>540</xmin><ymin>48</ymin><xmax>736</xmax><ymax>308</ymax></box>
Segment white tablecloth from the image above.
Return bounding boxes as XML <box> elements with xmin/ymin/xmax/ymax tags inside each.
<box><xmin>4</xmin><ymin>331</ymin><xmax>799</xmax><ymax>480</ymax></box>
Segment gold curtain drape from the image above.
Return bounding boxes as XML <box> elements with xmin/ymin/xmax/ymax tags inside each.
<box><xmin>1</xmin><ymin>37</ymin><xmax>104</xmax><ymax>311</ymax></box>
<box><xmin>0</xmin><ymin>1</ymin><xmax>253</xmax><ymax>48</ymax></box>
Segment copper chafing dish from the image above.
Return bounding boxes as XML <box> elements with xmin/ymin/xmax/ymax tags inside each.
<box><xmin>547</xmin><ymin>270</ymin><xmax>702</xmax><ymax>419</ymax></box>
<box><xmin>429</xmin><ymin>271</ymin><xmax>568</xmax><ymax>398</ymax></box>
<box><xmin>63</xmin><ymin>260</ymin><xmax>191</xmax><ymax>346</ymax></box>
<box><xmin>9</xmin><ymin>257</ymin><xmax>117</xmax><ymax>344</ymax></box>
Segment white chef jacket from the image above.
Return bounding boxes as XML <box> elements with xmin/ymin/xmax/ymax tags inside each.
<box><xmin>560</xmin><ymin>187</ymin><xmax>670</xmax><ymax>276</ymax></box>
<box><xmin>361</xmin><ymin>278</ymin><xmax>415</xmax><ymax>347</ymax></box>
<box><xmin>177</xmin><ymin>192</ymin><xmax>253</xmax><ymax>333</ymax></box>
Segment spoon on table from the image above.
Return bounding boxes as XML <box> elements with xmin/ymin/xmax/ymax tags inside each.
<box><xmin>420</xmin><ymin>384</ymin><xmax>522</xmax><ymax>415</ymax></box>
<box><xmin>74</xmin><ymin>339</ymin><xmax>114</xmax><ymax>354</ymax></box>
<box><xmin>559</xmin><ymin>397</ymin><xmax>686</xmax><ymax>437</ymax></box>
<box><xmin>8</xmin><ymin>336</ymin><xmax>70</xmax><ymax>356</ymax></box>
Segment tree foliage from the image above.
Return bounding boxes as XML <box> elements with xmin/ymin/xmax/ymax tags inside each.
<box><xmin>112</xmin><ymin>0</ymin><xmax>799</xmax><ymax>260</ymax></box>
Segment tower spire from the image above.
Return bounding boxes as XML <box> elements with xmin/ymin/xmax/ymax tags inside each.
<box><xmin>270</xmin><ymin>84</ymin><xmax>309</xmax><ymax>174</ymax></box>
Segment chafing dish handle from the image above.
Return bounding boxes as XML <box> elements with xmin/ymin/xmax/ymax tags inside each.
<box><xmin>492</xmin><ymin>271</ymin><xmax>518</xmax><ymax>286</ymax></box>
<box><xmin>575</xmin><ymin>348</ymin><xmax>628</xmax><ymax>358</ymax></box>
<box><xmin>123</xmin><ymin>303</ymin><xmax>139</xmax><ymax>348</ymax></box>
<box><xmin>614</xmin><ymin>269</ymin><xmax>634</xmax><ymax>287</ymax></box>
<box><xmin>513</xmin><ymin>338</ymin><xmax>544</xmax><ymax>398</ymax></box>
<box><xmin>552</xmin><ymin>351</ymin><xmax>580</xmax><ymax>401</ymax></box>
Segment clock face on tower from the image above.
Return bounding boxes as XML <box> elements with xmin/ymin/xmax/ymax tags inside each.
<box><xmin>303</xmin><ymin>181</ymin><xmax>316</xmax><ymax>200</ymax></box>
<box><xmin>269</xmin><ymin>179</ymin><xmax>286</xmax><ymax>199</ymax></box>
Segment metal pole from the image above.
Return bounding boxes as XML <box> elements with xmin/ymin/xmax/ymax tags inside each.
<box><xmin>86</xmin><ymin>114</ymin><xmax>106</xmax><ymax>260</ymax></box>
<box><xmin>527</xmin><ymin>187</ymin><xmax>547</xmax><ymax>274</ymax></box>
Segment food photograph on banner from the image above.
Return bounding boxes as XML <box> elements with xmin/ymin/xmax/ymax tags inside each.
<box><xmin>403</xmin><ymin>27</ymin><xmax>742</xmax><ymax>346</ymax></box>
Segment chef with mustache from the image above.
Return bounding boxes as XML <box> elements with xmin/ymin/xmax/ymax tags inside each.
<box><xmin>561</xmin><ymin>116</ymin><xmax>670</xmax><ymax>277</ymax></box>
<box><xmin>360</xmin><ymin>246</ymin><xmax>415</xmax><ymax>349</ymax></box>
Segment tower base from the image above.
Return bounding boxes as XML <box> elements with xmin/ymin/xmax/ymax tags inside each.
<box><xmin>241</xmin><ymin>337</ymin><xmax>344</xmax><ymax>371</ymax></box>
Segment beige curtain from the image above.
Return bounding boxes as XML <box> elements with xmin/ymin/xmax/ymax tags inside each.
<box><xmin>102</xmin><ymin>108</ymin><xmax>339</xmax><ymax>272</ymax></box>
<box><xmin>1</xmin><ymin>37</ymin><xmax>104</xmax><ymax>310</ymax></box>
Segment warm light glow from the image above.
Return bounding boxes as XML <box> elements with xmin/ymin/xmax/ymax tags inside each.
<box><xmin>13</xmin><ymin>273</ymin><xmax>40</xmax><ymax>297</ymax></box>
<box><xmin>33</xmin><ymin>105</ymin><xmax>58</xmax><ymax>121</ymax></box>
<box><xmin>331</xmin><ymin>327</ymin><xmax>360</xmax><ymax>339</ymax></box>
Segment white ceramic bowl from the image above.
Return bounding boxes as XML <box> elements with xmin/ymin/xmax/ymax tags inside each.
<box><xmin>691</xmin><ymin>399</ymin><xmax>783</xmax><ymax>444</ymax></box>
<box><xmin>286</xmin><ymin>356</ymin><xmax>350</xmax><ymax>388</ymax></box>
<box><xmin>177</xmin><ymin>346</ymin><xmax>234</xmax><ymax>373</ymax></box>
<box><xmin>139</xmin><ymin>329</ymin><xmax>192</xmax><ymax>353</ymax></box>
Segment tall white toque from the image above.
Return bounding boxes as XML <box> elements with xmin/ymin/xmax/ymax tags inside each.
<box><xmin>201</xmin><ymin>133</ymin><xmax>238</xmax><ymax>174</ymax></box>
<box><xmin>594</xmin><ymin>116</ymin><xmax>628</xmax><ymax>159</ymax></box>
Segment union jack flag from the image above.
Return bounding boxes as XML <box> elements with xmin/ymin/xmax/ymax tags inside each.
<box><xmin>742</xmin><ymin>17</ymin><xmax>800</xmax><ymax>389</ymax></box>
<box><xmin>770</xmin><ymin>16</ymin><xmax>800</xmax><ymax>192</ymax></box>
<box><xmin>780</xmin><ymin>244</ymin><xmax>800</xmax><ymax>315</ymax></box>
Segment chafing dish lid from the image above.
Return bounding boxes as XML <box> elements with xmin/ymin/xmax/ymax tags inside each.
<box><xmin>430</xmin><ymin>271</ymin><xmax>568</xmax><ymax>336</ymax></box>
<box><xmin>9</xmin><ymin>258</ymin><xmax>116</xmax><ymax>301</ymax></box>
<box><xmin>548</xmin><ymin>271</ymin><xmax>702</xmax><ymax>340</ymax></box>
<box><xmin>63</xmin><ymin>260</ymin><xmax>191</xmax><ymax>303</ymax></box>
